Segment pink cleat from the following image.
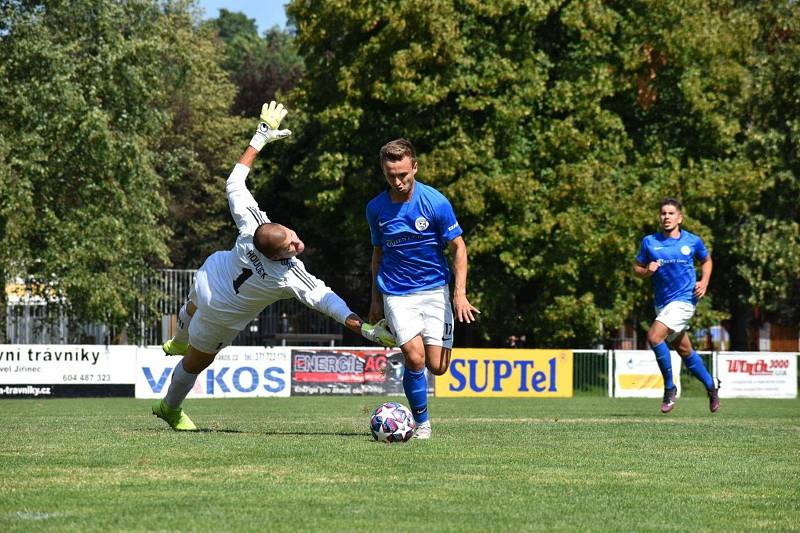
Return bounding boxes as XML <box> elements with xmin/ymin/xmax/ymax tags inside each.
<box><xmin>660</xmin><ymin>386</ymin><xmax>677</xmax><ymax>413</ymax></box>
<box><xmin>708</xmin><ymin>387</ymin><xmax>720</xmax><ymax>413</ymax></box>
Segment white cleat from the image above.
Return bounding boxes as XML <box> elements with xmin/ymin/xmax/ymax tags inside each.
<box><xmin>413</xmin><ymin>421</ymin><xmax>432</xmax><ymax>440</ymax></box>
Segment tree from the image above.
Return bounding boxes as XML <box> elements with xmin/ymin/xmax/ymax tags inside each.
<box><xmin>720</xmin><ymin>1</ymin><xmax>800</xmax><ymax>346</ymax></box>
<box><xmin>608</xmin><ymin>1</ymin><xmax>800</xmax><ymax>348</ymax></box>
<box><xmin>0</xmin><ymin>0</ymin><xmax>243</xmax><ymax>338</ymax></box>
<box><xmin>279</xmin><ymin>0</ymin><xmax>798</xmax><ymax>347</ymax></box>
<box><xmin>278</xmin><ymin>0</ymin><xmax>641</xmax><ymax>346</ymax></box>
<box><xmin>204</xmin><ymin>10</ymin><xmax>304</xmax><ymax>117</ymax></box>
<box><xmin>605</xmin><ymin>0</ymin><xmax>763</xmax><ymax>346</ymax></box>
<box><xmin>154</xmin><ymin>16</ymin><xmax>249</xmax><ymax>268</ymax></box>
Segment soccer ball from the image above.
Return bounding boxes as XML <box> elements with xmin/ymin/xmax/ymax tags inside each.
<box><xmin>370</xmin><ymin>402</ymin><xmax>416</xmax><ymax>443</ymax></box>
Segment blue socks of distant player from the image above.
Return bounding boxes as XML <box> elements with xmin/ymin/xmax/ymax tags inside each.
<box><xmin>652</xmin><ymin>344</ymin><xmax>714</xmax><ymax>391</ymax></box>
<box><xmin>651</xmin><ymin>341</ymin><xmax>674</xmax><ymax>390</ymax></box>
<box><xmin>685</xmin><ymin>351</ymin><xmax>715</xmax><ymax>390</ymax></box>
<box><xmin>403</xmin><ymin>368</ymin><xmax>429</xmax><ymax>424</ymax></box>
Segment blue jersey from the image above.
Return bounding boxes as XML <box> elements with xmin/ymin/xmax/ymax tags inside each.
<box><xmin>367</xmin><ymin>181</ymin><xmax>463</xmax><ymax>295</ymax></box>
<box><xmin>636</xmin><ymin>230</ymin><xmax>709</xmax><ymax>308</ymax></box>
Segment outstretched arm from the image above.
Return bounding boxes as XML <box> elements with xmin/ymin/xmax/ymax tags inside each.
<box><xmin>237</xmin><ymin>146</ymin><xmax>260</xmax><ymax>169</ymax></box>
<box><xmin>287</xmin><ymin>262</ymin><xmax>397</xmax><ymax>347</ymax></box>
<box><xmin>311</xmin><ymin>292</ymin><xmax>397</xmax><ymax>348</ymax></box>
<box><xmin>226</xmin><ymin>102</ymin><xmax>292</xmax><ymax>234</ymax></box>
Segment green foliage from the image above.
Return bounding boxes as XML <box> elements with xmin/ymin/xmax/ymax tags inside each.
<box><xmin>204</xmin><ymin>10</ymin><xmax>304</xmax><ymax>117</ymax></box>
<box><xmin>730</xmin><ymin>1</ymin><xmax>800</xmax><ymax>324</ymax></box>
<box><xmin>279</xmin><ymin>0</ymin><xmax>799</xmax><ymax>347</ymax></box>
<box><xmin>152</xmin><ymin>20</ymin><xmax>248</xmax><ymax>268</ymax></box>
<box><xmin>0</xmin><ymin>0</ymin><xmax>243</xmax><ymax>336</ymax></box>
<box><xmin>209</xmin><ymin>8</ymin><xmax>259</xmax><ymax>41</ymax></box>
<box><xmin>610</xmin><ymin>1</ymin><xmax>800</xmax><ymax>338</ymax></box>
<box><xmin>2</xmin><ymin>0</ymin><xmax>797</xmax><ymax>347</ymax></box>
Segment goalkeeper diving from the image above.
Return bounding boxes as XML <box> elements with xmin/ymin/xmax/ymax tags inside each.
<box><xmin>154</xmin><ymin>101</ymin><xmax>396</xmax><ymax>431</ymax></box>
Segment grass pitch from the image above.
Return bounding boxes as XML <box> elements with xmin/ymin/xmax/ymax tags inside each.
<box><xmin>1</xmin><ymin>396</ymin><xmax>798</xmax><ymax>532</ymax></box>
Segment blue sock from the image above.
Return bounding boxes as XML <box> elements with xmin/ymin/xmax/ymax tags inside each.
<box><xmin>403</xmin><ymin>368</ymin><xmax>429</xmax><ymax>424</ymax></box>
<box><xmin>685</xmin><ymin>351</ymin><xmax>714</xmax><ymax>390</ymax></box>
<box><xmin>652</xmin><ymin>342</ymin><xmax>674</xmax><ymax>390</ymax></box>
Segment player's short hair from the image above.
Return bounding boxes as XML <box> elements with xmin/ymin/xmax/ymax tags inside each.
<box><xmin>659</xmin><ymin>197</ymin><xmax>683</xmax><ymax>212</ymax></box>
<box><xmin>253</xmin><ymin>223</ymin><xmax>287</xmax><ymax>258</ymax></box>
<box><xmin>380</xmin><ymin>138</ymin><xmax>417</xmax><ymax>166</ymax></box>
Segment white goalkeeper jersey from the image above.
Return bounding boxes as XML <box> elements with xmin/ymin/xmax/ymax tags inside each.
<box><xmin>193</xmin><ymin>163</ymin><xmax>353</xmax><ymax>330</ymax></box>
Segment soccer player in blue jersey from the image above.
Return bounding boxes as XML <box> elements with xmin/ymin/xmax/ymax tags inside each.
<box><xmin>634</xmin><ymin>198</ymin><xmax>720</xmax><ymax>414</ymax></box>
<box><xmin>367</xmin><ymin>138</ymin><xmax>480</xmax><ymax>439</ymax></box>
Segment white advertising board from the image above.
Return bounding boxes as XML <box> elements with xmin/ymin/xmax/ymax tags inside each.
<box><xmin>0</xmin><ymin>344</ymin><xmax>137</xmax><ymax>384</ymax></box>
<box><xmin>0</xmin><ymin>344</ymin><xmax>137</xmax><ymax>398</ymax></box>
<box><xmin>715</xmin><ymin>352</ymin><xmax>797</xmax><ymax>399</ymax></box>
<box><xmin>136</xmin><ymin>346</ymin><xmax>292</xmax><ymax>399</ymax></box>
<box><xmin>614</xmin><ymin>349</ymin><xmax>683</xmax><ymax>398</ymax></box>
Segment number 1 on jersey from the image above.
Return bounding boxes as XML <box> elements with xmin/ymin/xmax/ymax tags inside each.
<box><xmin>233</xmin><ymin>268</ymin><xmax>253</xmax><ymax>294</ymax></box>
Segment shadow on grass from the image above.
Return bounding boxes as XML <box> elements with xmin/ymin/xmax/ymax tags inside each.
<box><xmin>140</xmin><ymin>427</ymin><xmax>248</xmax><ymax>434</ymax></box>
<box><xmin>262</xmin><ymin>430</ymin><xmax>365</xmax><ymax>438</ymax></box>
<box><xmin>144</xmin><ymin>427</ymin><xmax>366</xmax><ymax>437</ymax></box>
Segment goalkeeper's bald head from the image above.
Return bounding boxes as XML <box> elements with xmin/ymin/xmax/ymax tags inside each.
<box><xmin>253</xmin><ymin>223</ymin><xmax>304</xmax><ymax>260</ymax></box>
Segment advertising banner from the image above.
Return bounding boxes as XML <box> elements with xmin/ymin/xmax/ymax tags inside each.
<box><xmin>135</xmin><ymin>346</ymin><xmax>291</xmax><ymax>399</ymax></box>
<box><xmin>291</xmin><ymin>348</ymin><xmax>424</xmax><ymax>395</ymax></box>
<box><xmin>434</xmin><ymin>349</ymin><xmax>573</xmax><ymax>398</ymax></box>
<box><xmin>0</xmin><ymin>344</ymin><xmax>136</xmax><ymax>398</ymax></box>
<box><xmin>613</xmin><ymin>350</ymin><xmax>682</xmax><ymax>398</ymax></box>
<box><xmin>716</xmin><ymin>352</ymin><xmax>797</xmax><ymax>399</ymax></box>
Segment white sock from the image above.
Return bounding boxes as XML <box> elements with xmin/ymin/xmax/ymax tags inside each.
<box><xmin>172</xmin><ymin>302</ymin><xmax>192</xmax><ymax>344</ymax></box>
<box><xmin>164</xmin><ymin>360</ymin><xmax>198</xmax><ymax>409</ymax></box>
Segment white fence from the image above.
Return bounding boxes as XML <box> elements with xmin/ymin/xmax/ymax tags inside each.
<box><xmin>569</xmin><ymin>350</ymin><xmax>798</xmax><ymax>398</ymax></box>
<box><xmin>5</xmin><ymin>269</ymin><xmax>342</xmax><ymax>346</ymax></box>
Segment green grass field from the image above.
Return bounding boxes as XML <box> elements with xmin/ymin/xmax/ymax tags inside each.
<box><xmin>1</xmin><ymin>396</ymin><xmax>798</xmax><ymax>532</ymax></box>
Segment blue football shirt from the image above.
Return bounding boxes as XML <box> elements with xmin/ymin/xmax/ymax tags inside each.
<box><xmin>635</xmin><ymin>230</ymin><xmax>709</xmax><ymax>308</ymax></box>
<box><xmin>367</xmin><ymin>181</ymin><xmax>463</xmax><ymax>295</ymax></box>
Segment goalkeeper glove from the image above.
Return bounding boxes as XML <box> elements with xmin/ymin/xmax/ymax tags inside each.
<box><xmin>361</xmin><ymin>319</ymin><xmax>397</xmax><ymax>348</ymax></box>
<box><xmin>249</xmin><ymin>101</ymin><xmax>292</xmax><ymax>151</ymax></box>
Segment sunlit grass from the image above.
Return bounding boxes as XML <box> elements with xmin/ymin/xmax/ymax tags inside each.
<box><xmin>0</xmin><ymin>397</ymin><xmax>797</xmax><ymax>531</ymax></box>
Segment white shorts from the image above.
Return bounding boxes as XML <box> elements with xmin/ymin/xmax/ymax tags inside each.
<box><xmin>383</xmin><ymin>286</ymin><xmax>454</xmax><ymax>348</ymax></box>
<box><xmin>655</xmin><ymin>301</ymin><xmax>695</xmax><ymax>342</ymax></box>
<box><xmin>185</xmin><ymin>277</ymin><xmax>240</xmax><ymax>355</ymax></box>
<box><xmin>187</xmin><ymin>307</ymin><xmax>240</xmax><ymax>355</ymax></box>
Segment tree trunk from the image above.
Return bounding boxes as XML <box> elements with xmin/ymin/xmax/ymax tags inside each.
<box><xmin>729</xmin><ymin>299</ymin><xmax>751</xmax><ymax>351</ymax></box>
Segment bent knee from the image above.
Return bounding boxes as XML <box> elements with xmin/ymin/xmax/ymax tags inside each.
<box><xmin>647</xmin><ymin>332</ymin><xmax>665</xmax><ymax>347</ymax></box>
<box><xmin>426</xmin><ymin>362</ymin><xmax>449</xmax><ymax>376</ymax></box>
<box><xmin>405</xmin><ymin>355</ymin><xmax>426</xmax><ymax>372</ymax></box>
<box><xmin>182</xmin><ymin>347</ymin><xmax>216</xmax><ymax>374</ymax></box>
<box><xmin>426</xmin><ymin>348</ymin><xmax>452</xmax><ymax>376</ymax></box>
